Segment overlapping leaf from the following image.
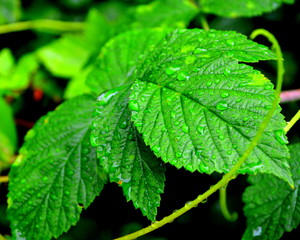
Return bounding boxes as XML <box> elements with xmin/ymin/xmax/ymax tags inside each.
<box><xmin>130</xmin><ymin>29</ymin><xmax>293</xmax><ymax>186</ymax></box>
<box><xmin>242</xmin><ymin>143</ymin><xmax>300</xmax><ymax>240</ymax></box>
<box><xmin>8</xmin><ymin>95</ymin><xmax>107</xmax><ymax>240</ymax></box>
<box><xmin>200</xmin><ymin>0</ymin><xmax>295</xmax><ymax>17</ymax></box>
<box><xmin>86</xmin><ymin>28</ymin><xmax>169</xmax><ymax>95</ymax></box>
<box><xmin>91</xmin><ymin>85</ymin><xmax>165</xmax><ymax>221</ymax></box>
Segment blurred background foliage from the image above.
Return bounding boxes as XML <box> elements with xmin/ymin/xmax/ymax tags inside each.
<box><xmin>0</xmin><ymin>0</ymin><xmax>299</xmax><ymax>239</ymax></box>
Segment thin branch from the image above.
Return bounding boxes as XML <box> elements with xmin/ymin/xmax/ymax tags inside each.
<box><xmin>0</xmin><ymin>19</ymin><xmax>85</xmax><ymax>35</ymax></box>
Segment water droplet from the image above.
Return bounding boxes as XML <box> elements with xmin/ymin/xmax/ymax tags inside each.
<box><xmin>253</xmin><ymin>226</ymin><xmax>262</xmax><ymax>237</ymax></box>
<box><xmin>182</xmin><ymin>124</ymin><xmax>189</xmax><ymax>133</ymax></box>
<box><xmin>129</xmin><ymin>100</ymin><xmax>140</xmax><ymax>111</ymax></box>
<box><xmin>224</xmin><ymin>68</ymin><xmax>231</xmax><ymax>74</ymax></box>
<box><xmin>98</xmin><ymin>89</ymin><xmax>119</xmax><ymax>106</ymax></box>
<box><xmin>274</xmin><ymin>129</ymin><xmax>288</xmax><ymax>145</ymax></box>
<box><xmin>194</xmin><ymin>48</ymin><xmax>207</xmax><ymax>54</ymax></box>
<box><xmin>176</xmin><ymin>152</ymin><xmax>182</xmax><ymax>158</ymax></box>
<box><xmin>243</xmin><ymin>117</ymin><xmax>249</xmax><ymax>122</ymax></box>
<box><xmin>165</xmin><ymin>65</ymin><xmax>181</xmax><ymax>75</ymax></box>
<box><xmin>152</xmin><ymin>145</ymin><xmax>160</xmax><ymax>154</ymax></box>
<box><xmin>196</xmin><ymin>126</ymin><xmax>205</xmax><ymax>135</ymax></box>
<box><xmin>206</xmin><ymin>81</ymin><xmax>212</xmax><ymax>87</ymax></box>
<box><xmin>218</xmin><ymin>134</ymin><xmax>225</xmax><ymax>140</ymax></box>
<box><xmin>216</xmin><ymin>101</ymin><xmax>229</xmax><ymax>110</ymax></box>
<box><xmin>221</xmin><ymin>92</ymin><xmax>229</xmax><ymax>98</ymax></box>
<box><xmin>185</xmin><ymin>163</ymin><xmax>194</xmax><ymax>172</ymax></box>
<box><xmin>227</xmin><ymin>150</ymin><xmax>233</xmax><ymax>155</ymax></box>
<box><xmin>42</xmin><ymin>176</ymin><xmax>48</xmax><ymax>182</ymax></box>
<box><xmin>119</xmin><ymin>120</ymin><xmax>128</xmax><ymax>129</ymax></box>
<box><xmin>199</xmin><ymin>162</ymin><xmax>210</xmax><ymax>172</ymax></box>
<box><xmin>226</xmin><ymin>39</ymin><xmax>235</xmax><ymax>46</ymax></box>
<box><xmin>236</xmin><ymin>98</ymin><xmax>242</xmax><ymax>103</ymax></box>
<box><xmin>177</xmin><ymin>71</ymin><xmax>190</xmax><ymax>81</ymax></box>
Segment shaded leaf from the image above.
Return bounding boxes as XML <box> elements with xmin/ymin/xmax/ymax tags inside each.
<box><xmin>200</xmin><ymin>0</ymin><xmax>295</xmax><ymax>17</ymax></box>
<box><xmin>91</xmin><ymin>85</ymin><xmax>165</xmax><ymax>221</ymax></box>
<box><xmin>242</xmin><ymin>143</ymin><xmax>300</xmax><ymax>240</ymax></box>
<box><xmin>8</xmin><ymin>95</ymin><xmax>107</xmax><ymax>240</ymax></box>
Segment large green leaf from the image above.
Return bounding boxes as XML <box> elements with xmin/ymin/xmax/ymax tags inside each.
<box><xmin>86</xmin><ymin>28</ymin><xmax>169</xmax><ymax>95</ymax></box>
<box><xmin>130</xmin><ymin>29</ymin><xmax>293</xmax><ymax>186</ymax></box>
<box><xmin>242</xmin><ymin>143</ymin><xmax>300</xmax><ymax>240</ymax></box>
<box><xmin>91</xmin><ymin>85</ymin><xmax>165</xmax><ymax>221</ymax></box>
<box><xmin>131</xmin><ymin>0</ymin><xmax>199</xmax><ymax>28</ymax></box>
<box><xmin>8</xmin><ymin>95</ymin><xmax>107</xmax><ymax>240</ymax></box>
<box><xmin>200</xmin><ymin>0</ymin><xmax>295</xmax><ymax>17</ymax></box>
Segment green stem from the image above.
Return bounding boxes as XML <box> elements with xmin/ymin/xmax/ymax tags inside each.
<box><xmin>198</xmin><ymin>14</ymin><xmax>210</xmax><ymax>31</ymax></box>
<box><xmin>0</xmin><ymin>20</ymin><xmax>85</xmax><ymax>34</ymax></box>
<box><xmin>0</xmin><ymin>176</ymin><xmax>9</xmax><ymax>183</ymax></box>
<box><xmin>219</xmin><ymin>186</ymin><xmax>238</xmax><ymax>222</ymax></box>
<box><xmin>284</xmin><ymin>109</ymin><xmax>300</xmax><ymax>133</ymax></box>
<box><xmin>114</xmin><ymin>29</ymin><xmax>285</xmax><ymax>240</ymax></box>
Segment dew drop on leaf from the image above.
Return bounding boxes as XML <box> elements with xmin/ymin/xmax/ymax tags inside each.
<box><xmin>129</xmin><ymin>100</ymin><xmax>140</xmax><ymax>111</ymax></box>
<box><xmin>206</xmin><ymin>81</ymin><xmax>212</xmax><ymax>87</ymax></box>
<box><xmin>177</xmin><ymin>71</ymin><xmax>190</xmax><ymax>81</ymax></box>
<box><xmin>165</xmin><ymin>65</ymin><xmax>181</xmax><ymax>75</ymax></box>
<box><xmin>182</xmin><ymin>124</ymin><xmax>189</xmax><ymax>133</ymax></box>
<box><xmin>274</xmin><ymin>129</ymin><xmax>289</xmax><ymax>145</ymax></box>
<box><xmin>216</xmin><ymin>101</ymin><xmax>229</xmax><ymax>110</ymax></box>
<box><xmin>226</xmin><ymin>39</ymin><xmax>235</xmax><ymax>46</ymax></box>
<box><xmin>221</xmin><ymin>92</ymin><xmax>229</xmax><ymax>98</ymax></box>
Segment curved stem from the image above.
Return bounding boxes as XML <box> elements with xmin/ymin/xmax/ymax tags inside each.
<box><xmin>219</xmin><ymin>186</ymin><xmax>238</xmax><ymax>222</ymax></box>
<box><xmin>114</xmin><ymin>29</ymin><xmax>285</xmax><ymax>240</ymax></box>
<box><xmin>198</xmin><ymin>14</ymin><xmax>210</xmax><ymax>31</ymax></box>
<box><xmin>284</xmin><ymin>109</ymin><xmax>300</xmax><ymax>133</ymax></box>
<box><xmin>0</xmin><ymin>20</ymin><xmax>85</xmax><ymax>35</ymax></box>
<box><xmin>0</xmin><ymin>176</ymin><xmax>9</xmax><ymax>183</ymax></box>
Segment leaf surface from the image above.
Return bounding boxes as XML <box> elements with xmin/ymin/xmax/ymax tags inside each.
<box><xmin>130</xmin><ymin>29</ymin><xmax>292</xmax><ymax>186</ymax></box>
<box><xmin>200</xmin><ymin>0</ymin><xmax>294</xmax><ymax>17</ymax></box>
<box><xmin>242</xmin><ymin>143</ymin><xmax>300</xmax><ymax>240</ymax></box>
<box><xmin>86</xmin><ymin>28</ymin><xmax>169</xmax><ymax>95</ymax></box>
<box><xmin>91</xmin><ymin>85</ymin><xmax>165</xmax><ymax>221</ymax></box>
<box><xmin>8</xmin><ymin>95</ymin><xmax>107</xmax><ymax>240</ymax></box>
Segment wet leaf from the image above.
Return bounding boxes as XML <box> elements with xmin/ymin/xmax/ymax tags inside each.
<box><xmin>130</xmin><ymin>29</ymin><xmax>292</xmax><ymax>186</ymax></box>
<box><xmin>7</xmin><ymin>95</ymin><xmax>107</xmax><ymax>240</ymax></box>
<box><xmin>242</xmin><ymin>143</ymin><xmax>300</xmax><ymax>240</ymax></box>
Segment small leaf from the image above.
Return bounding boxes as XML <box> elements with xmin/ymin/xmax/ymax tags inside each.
<box><xmin>86</xmin><ymin>28</ymin><xmax>169</xmax><ymax>95</ymax></box>
<box><xmin>36</xmin><ymin>35</ymin><xmax>90</xmax><ymax>78</ymax></box>
<box><xmin>132</xmin><ymin>0</ymin><xmax>199</xmax><ymax>28</ymax></box>
<box><xmin>130</xmin><ymin>29</ymin><xmax>293</xmax><ymax>186</ymax></box>
<box><xmin>91</xmin><ymin>85</ymin><xmax>165</xmax><ymax>221</ymax></box>
<box><xmin>200</xmin><ymin>0</ymin><xmax>294</xmax><ymax>17</ymax></box>
<box><xmin>8</xmin><ymin>95</ymin><xmax>107</xmax><ymax>240</ymax></box>
<box><xmin>242</xmin><ymin>143</ymin><xmax>300</xmax><ymax>240</ymax></box>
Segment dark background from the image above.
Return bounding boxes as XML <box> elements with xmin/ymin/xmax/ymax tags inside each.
<box><xmin>0</xmin><ymin>0</ymin><xmax>300</xmax><ymax>239</ymax></box>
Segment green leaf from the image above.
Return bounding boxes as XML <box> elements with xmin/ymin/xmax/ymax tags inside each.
<box><xmin>242</xmin><ymin>143</ymin><xmax>300</xmax><ymax>240</ymax></box>
<box><xmin>0</xmin><ymin>52</ymin><xmax>38</xmax><ymax>93</ymax></box>
<box><xmin>131</xmin><ymin>0</ymin><xmax>199</xmax><ymax>28</ymax></box>
<box><xmin>130</xmin><ymin>29</ymin><xmax>293</xmax><ymax>186</ymax></box>
<box><xmin>0</xmin><ymin>97</ymin><xmax>17</xmax><ymax>150</ymax></box>
<box><xmin>8</xmin><ymin>95</ymin><xmax>107</xmax><ymax>240</ymax></box>
<box><xmin>91</xmin><ymin>85</ymin><xmax>165</xmax><ymax>221</ymax></box>
<box><xmin>0</xmin><ymin>0</ymin><xmax>21</xmax><ymax>24</ymax></box>
<box><xmin>36</xmin><ymin>35</ymin><xmax>90</xmax><ymax>78</ymax></box>
<box><xmin>0</xmin><ymin>48</ymin><xmax>15</xmax><ymax>76</ymax></box>
<box><xmin>200</xmin><ymin>0</ymin><xmax>294</xmax><ymax>17</ymax></box>
<box><xmin>86</xmin><ymin>28</ymin><xmax>169</xmax><ymax>95</ymax></box>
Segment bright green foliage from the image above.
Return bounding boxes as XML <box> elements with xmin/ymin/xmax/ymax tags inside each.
<box><xmin>131</xmin><ymin>0</ymin><xmax>199</xmax><ymax>28</ymax></box>
<box><xmin>242</xmin><ymin>143</ymin><xmax>300</xmax><ymax>240</ymax></box>
<box><xmin>200</xmin><ymin>0</ymin><xmax>295</xmax><ymax>17</ymax></box>
<box><xmin>36</xmin><ymin>35</ymin><xmax>90</xmax><ymax>78</ymax></box>
<box><xmin>86</xmin><ymin>29</ymin><xmax>169</xmax><ymax>95</ymax></box>
<box><xmin>0</xmin><ymin>0</ymin><xmax>21</xmax><ymax>24</ymax></box>
<box><xmin>0</xmin><ymin>97</ymin><xmax>17</xmax><ymax>170</ymax></box>
<box><xmin>130</xmin><ymin>29</ymin><xmax>293</xmax><ymax>186</ymax></box>
<box><xmin>7</xmin><ymin>95</ymin><xmax>107</xmax><ymax>240</ymax></box>
<box><xmin>91</xmin><ymin>85</ymin><xmax>165</xmax><ymax>221</ymax></box>
<box><xmin>0</xmin><ymin>49</ymin><xmax>38</xmax><ymax>94</ymax></box>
